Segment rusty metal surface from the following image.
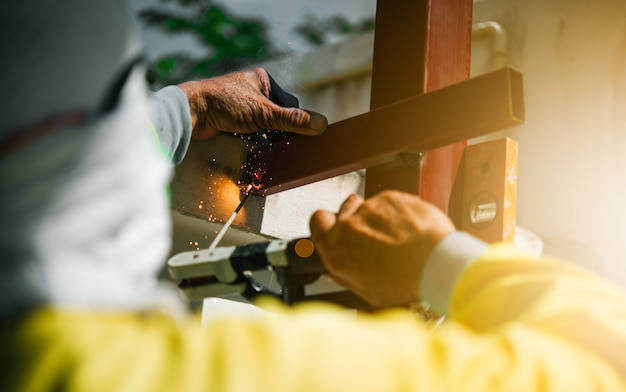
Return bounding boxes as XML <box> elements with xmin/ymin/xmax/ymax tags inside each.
<box><xmin>417</xmin><ymin>0</ymin><xmax>473</xmax><ymax>211</ymax></box>
<box><xmin>253</xmin><ymin>67</ymin><xmax>524</xmax><ymax>196</ymax></box>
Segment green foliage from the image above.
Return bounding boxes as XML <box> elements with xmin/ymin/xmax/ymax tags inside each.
<box><xmin>153</xmin><ymin>58</ymin><xmax>179</xmax><ymax>82</ymax></box>
<box><xmin>293</xmin><ymin>14</ymin><xmax>375</xmax><ymax>47</ymax></box>
<box><xmin>138</xmin><ymin>0</ymin><xmax>375</xmax><ymax>87</ymax></box>
<box><xmin>139</xmin><ymin>0</ymin><xmax>281</xmax><ymax>86</ymax></box>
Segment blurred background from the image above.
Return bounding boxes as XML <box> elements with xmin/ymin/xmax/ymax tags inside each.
<box><xmin>129</xmin><ymin>0</ymin><xmax>376</xmax><ymax>87</ymax></box>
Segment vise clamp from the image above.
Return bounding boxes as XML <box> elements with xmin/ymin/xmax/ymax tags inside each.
<box><xmin>167</xmin><ymin>238</ymin><xmax>325</xmax><ymax>305</ymax></box>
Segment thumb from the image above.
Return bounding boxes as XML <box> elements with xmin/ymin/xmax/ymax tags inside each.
<box><xmin>264</xmin><ymin>70</ymin><xmax>328</xmax><ymax>135</ymax></box>
<box><xmin>269</xmin><ymin>106</ymin><xmax>328</xmax><ymax>135</ymax></box>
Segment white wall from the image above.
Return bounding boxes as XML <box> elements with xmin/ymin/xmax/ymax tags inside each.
<box><xmin>476</xmin><ymin>0</ymin><xmax>626</xmax><ymax>287</ymax></box>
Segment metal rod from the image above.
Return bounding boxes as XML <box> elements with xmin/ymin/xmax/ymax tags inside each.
<box><xmin>208</xmin><ymin>184</ymin><xmax>253</xmax><ymax>250</ymax></box>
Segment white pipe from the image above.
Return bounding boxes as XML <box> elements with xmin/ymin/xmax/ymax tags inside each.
<box><xmin>472</xmin><ymin>21</ymin><xmax>508</xmax><ymax>70</ymax></box>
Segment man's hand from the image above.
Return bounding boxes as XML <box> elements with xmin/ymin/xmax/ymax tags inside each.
<box><xmin>178</xmin><ymin>68</ymin><xmax>328</xmax><ymax>140</ymax></box>
<box><xmin>310</xmin><ymin>191</ymin><xmax>455</xmax><ymax>307</ymax></box>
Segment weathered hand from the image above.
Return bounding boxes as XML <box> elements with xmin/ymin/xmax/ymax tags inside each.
<box><xmin>309</xmin><ymin>191</ymin><xmax>455</xmax><ymax>307</ymax></box>
<box><xmin>178</xmin><ymin>68</ymin><xmax>328</xmax><ymax>140</ymax></box>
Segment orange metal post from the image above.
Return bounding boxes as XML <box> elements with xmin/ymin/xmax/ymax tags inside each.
<box><xmin>456</xmin><ymin>138</ymin><xmax>519</xmax><ymax>243</ymax></box>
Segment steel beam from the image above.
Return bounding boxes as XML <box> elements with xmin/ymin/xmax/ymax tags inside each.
<box><xmin>253</xmin><ymin>66</ymin><xmax>524</xmax><ymax>196</ymax></box>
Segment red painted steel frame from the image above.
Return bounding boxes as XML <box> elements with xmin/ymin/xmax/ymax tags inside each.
<box><xmin>365</xmin><ymin>0</ymin><xmax>473</xmax><ymax>211</ymax></box>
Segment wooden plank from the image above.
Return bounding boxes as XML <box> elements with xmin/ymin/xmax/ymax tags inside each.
<box><xmin>253</xmin><ymin>67</ymin><xmax>524</xmax><ymax>196</ymax></box>
<box><xmin>364</xmin><ymin>0</ymin><xmax>473</xmax><ymax>211</ymax></box>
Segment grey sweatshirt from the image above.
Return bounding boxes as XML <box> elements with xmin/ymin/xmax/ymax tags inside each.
<box><xmin>0</xmin><ymin>1</ymin><xmax>191</xmax><ymax>319</ymax></box>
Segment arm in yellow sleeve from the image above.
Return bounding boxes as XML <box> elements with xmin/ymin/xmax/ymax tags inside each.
<box><xmin>422</xmin><ymin>231</ymin><xmax>626</xmax><ymax>380</ymax></box>
<box><xmin>4</xmin><ymin>233</ymin><xmax>626</xmax><ymax>391</ymax></box>
<box><xmin>449</xmin><ymin>238</ymin><xmax>626</xmax><ymax>377</ymax></box>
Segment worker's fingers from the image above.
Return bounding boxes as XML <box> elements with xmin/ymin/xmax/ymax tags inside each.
<box><xmin>310</xmin><ymin>194</ymin><xmax>363</xmax><ymax>247</ymax></box>
<box><xmin>337</xmin><ymin>194</ymin><xmax>363</xmax><ymax>218</ymax></box>
<box><xmin>178</xmin><ymin>68</ymin><xmax>329</xmax><ymax>138</ymax></box>
<box><xmin>264</xmin><ymin>70</ymin><xmax>328</xmax><ymax>135</ymax></box>
<box><xmin>310</xmin><ymin>194</ymin><xmax>363</xmax><ymax>274</ymax></box>
<box><xmin>310</xmin><ymin>194</ymin><xmax>362</xmax><ymax>239</ymax></box>
<box><xmin>264</xmin><ymin>105</ymin><xmax>328</xmax><ymax>136</ymax></box>
<box><xmin>309</xmin><ymin>209</ymin><xmax>336</xmax><ymax>238</ymax></box>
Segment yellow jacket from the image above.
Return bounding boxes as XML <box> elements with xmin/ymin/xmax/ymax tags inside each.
<box><xmin>3</xmin><ymin>242</ymin><xmax>626</xmax><ymax>391</ymax></box>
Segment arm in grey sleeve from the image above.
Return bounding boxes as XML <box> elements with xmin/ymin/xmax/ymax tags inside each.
<box><xmin>419</xmin><ymin>231</ymin><xmax>490</xmax><ymax>315</ymax></box>
<box><xmin>149</xmin><ymin>86</ymin><xmax>193</xmax><ymax>165</ymax></box>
